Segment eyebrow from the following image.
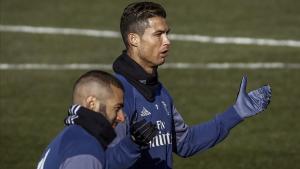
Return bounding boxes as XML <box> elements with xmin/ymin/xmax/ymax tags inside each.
<box><xmin>115</xmin><ymin>103</ymin><xmax>124</xmax><ymax>108</ymax></box>
<box><xmin>154</xmin><ymin>28</ymin><xmax>171</xmax><ymax>34</ymax></box>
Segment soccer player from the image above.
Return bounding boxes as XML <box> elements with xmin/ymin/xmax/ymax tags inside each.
<box><xmin>37</xmin><ymin>70</ymin><xmax>157</xmax><ymax>169</ymax></box>
<box><xmin>108</xmin><ymin>1</ymin><xmax>272</xmax><ymax>169</ymax></box>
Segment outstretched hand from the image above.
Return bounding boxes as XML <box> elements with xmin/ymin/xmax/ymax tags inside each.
<box><xmin>233</xmin><ymin>76</ymin><xmax>272</xmax><ymax>119</ymax></box>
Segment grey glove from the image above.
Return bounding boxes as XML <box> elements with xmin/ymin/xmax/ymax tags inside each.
<box><xmin>233</xmin><ymin>76</ymin><xmax>272</xmax><ymax>118</ymax></box>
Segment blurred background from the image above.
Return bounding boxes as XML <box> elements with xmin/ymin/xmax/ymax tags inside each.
<box><xmin>0</xmin><ymin>0</ymin><xmax>299</xmax><ymax>169</ymax></box>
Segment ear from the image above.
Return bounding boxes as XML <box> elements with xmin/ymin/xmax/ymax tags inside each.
<box><xmin>86</xmin><ymin>96</ymin><xmax>97</xmax><ymax>111</ymax></box>
<box><xmin>128</xmin><ymin>33</ymin><xmax>140</xmax><ymax>47</ymax></box>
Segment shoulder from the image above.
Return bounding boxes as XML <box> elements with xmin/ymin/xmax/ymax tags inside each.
<box><xmin>114</xmin><ymin>73</ymin><xmax>134</xmax><ymax>98</ymax></box>
<box><xmin>157</xmin><ymin>84</ymin><xmax>174</xmax><ymax>106</ymax></box>
<box><xmin>114</xmin><ymin>73</ymin><xmax>136</xmax><ymax>115</ymax></box>
<box><xmin>160</xmin><ymin>84</ymin><xmax>173</xmax><ymax>100</ymax></box>
<box><xmin>39</xmin><ymin>126</ymin><xmax>105</xmax><ymax>169</ymax></box>
<box><xmin>60</xmin><ymin>126</ymin><xmax>105</xmax><ymax>158</ymax></box>
<box><xmin>114</xmin><ymin>73</ymin><xmax>130</xmax><ymax>88</ymax></box>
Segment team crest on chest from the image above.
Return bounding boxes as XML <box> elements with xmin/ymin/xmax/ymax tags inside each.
<box><xmin>161</xmin><ymin>101</ymin><xmax>170</xmax><ymax>116</ymax></box>
<box><xmin>155</xmin><ymin>104</ymin><xmax>159</xmax><ymax>110</ymax></box>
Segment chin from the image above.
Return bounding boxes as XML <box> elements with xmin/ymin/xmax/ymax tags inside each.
<box><xmin>159</xmin><ymin>60</ymin><xmax>166</xmax><ymax>65</ymax></box>
<box><xmin>154</xmin><ymin>58</ymin><xmax>165</xmax><ymax>66</ymax></box>
<box><xmin>153</xmin><ymin>57</ymin><xmax>167</xmax><ymax>67</ymax></box>
<box><xmin>160</xmin><ymin>57</ymin><xmax>167</xmax><ymax>65</ymax></box>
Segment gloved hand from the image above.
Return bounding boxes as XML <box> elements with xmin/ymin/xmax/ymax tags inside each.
<box><xmin>130</xmin><ymin>119</ymin><xmax>158</xmax><ymax>146</ymax></box>
<box><xmin>233</xmin><ymin>76</ymin><xmax>272</xmax><ymax>119</ymax></box>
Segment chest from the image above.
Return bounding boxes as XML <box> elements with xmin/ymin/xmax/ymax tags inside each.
<box><xmin>134</xmin><ymin>91</ymin><xmax>173</xmax><ymax>133</ymax></box>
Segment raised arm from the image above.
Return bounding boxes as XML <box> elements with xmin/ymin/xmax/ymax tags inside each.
<box><xmin>173</xmin><ymin>76</ymin><xmax>272</xmax><ymax>157</ymax></box>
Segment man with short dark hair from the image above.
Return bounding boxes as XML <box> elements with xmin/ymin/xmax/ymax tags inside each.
<box><xmin>109</xmin><ymin>1</ymin><xmax>272</xmax><ymax>169</ymax></box>
<box><xmin>37</xmin><ymin>70</ymin><xmax>158</xmax><ymax>169</ymax></box>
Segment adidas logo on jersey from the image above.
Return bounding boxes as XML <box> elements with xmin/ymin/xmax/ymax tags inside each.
<box><xmin>140</xmin><ymin>107</ymin><xmax>151</xmax><ymax>117</ymax></box>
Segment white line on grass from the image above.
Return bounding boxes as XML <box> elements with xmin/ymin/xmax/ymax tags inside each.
<box><xmin>1</xmin><ymin>25</ymin><xmax>300</xmax><ymax>47</ymax></box>
<box><xmin>1</xmin><ymin>63</ymin><xmax>300</xmax><ymax>70</ymax></box>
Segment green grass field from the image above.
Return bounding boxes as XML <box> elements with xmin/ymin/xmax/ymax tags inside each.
<box><xmin>1</xmin><ymin>0</ymin><xmax>300</xmax><ymax>169</ymax></box>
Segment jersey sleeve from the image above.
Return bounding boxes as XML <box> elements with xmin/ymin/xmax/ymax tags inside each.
<box><xmin>59</xmin><ymin>155</ymin><xmax>103</xmax><ymax>169</ymax></box>
<box><xmin>106</xmin><ymin>135</ymin><xmax>140</xmax><ymax>169</ymax></box>
<box><xmin>173</xmin><ymin>106</ymin><xmax>243</xmax><ymax>157</ymax></box>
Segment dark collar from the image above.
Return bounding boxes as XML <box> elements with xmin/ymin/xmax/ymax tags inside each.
<box><xmin>68</xmin><ymin>106</ymin><xmax>116</xmax><ymax>149</ymax></box>
<box><xmin>113</xmin><ymin>51</ymin><xmax>161</xmax><ymax>102</ymax></box>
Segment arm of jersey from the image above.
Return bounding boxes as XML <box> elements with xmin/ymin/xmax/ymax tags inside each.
<box><xmin>59</xmin><ymin>155</ymin><xmax>103</xmax><ymax>169</ymax></box>
<box><xmin>173</xmin><ymin>106</ymin><xmax>243</xmax><ymax>157</ymax></box>
<box><xmin>106</xmin><ymin>121</ymin><xmax>141</xmax><ymax>169</ymax></box>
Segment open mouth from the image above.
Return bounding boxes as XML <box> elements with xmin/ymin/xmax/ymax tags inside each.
<box><xmin>161</xmin><ymin>50</ymin><xmax>169</xmax><ymax>56</ymax></box>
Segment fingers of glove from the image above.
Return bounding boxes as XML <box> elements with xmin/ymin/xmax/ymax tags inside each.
<box><xmin>254</xmin><ymin>85</ymin><xmax>272</xmax><ymax>102</ymax></box>
<box><xmin>136</xmin><ymin>121</ymin><xmax>152</xmax><ymax>132</ymax></box>
<box><xmin>131</xmin><ymin>119</ymin><xmax>148</xmax><ymax>134</ymax></box>
<box><xmin>144</xmin><ymin>126</ymin><xmax>158</xmax><ymax>142</ymax></box>
<box><xmin>141</xmin><ymin>125</ymin><xmax>158</xmax><ymax>143</ymax></box>
<box><xmin>142</xmin><ymin>124</ymin><xmax>158</xmax><ymax>138</ymax></box>
<box><xmin>262</xmin><ymin>85</ymin><xmax>272</xmax><ymax>98</ymax></box>
<box><xmin>238</xmin><ymin>76</ymin><xmax>248</xmax><ymax>95</ymax></box>
<box><xmin>261</xmin><ymin>85</ymin><xmax>272</xmax><ymax>107</ymax></box>
<box><xmin>137</xmin><ymin>122</ymin><xmax>154</xmax><ymax>137</ymax></box>
<box><xmin>133</xmin><ymin>122</ymin><xmax>157</xmax><ymax>142</ymax></box>
<box><xmin>248</xmin><ymin>86</ymin><xmax>271</xmax><ymax>111</ymax></box>
<box><xmin>131</xmin><ymin>122</ymin><xmax>155</xmax><ymax>142</ymax></box>
<box><xmin>248</xmin><ymin>93</ymin><xmax>264</xmax><ymax>112</ymax></box>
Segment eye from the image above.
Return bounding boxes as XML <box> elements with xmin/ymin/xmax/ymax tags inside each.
<box><xmin>166</xmin><ymin>29</ymin><xmax>171</xmax><ymax>35</ymax></box>
<box><xmin>154</xmin><ymin>31</ymin><xmax>163</xmax><ymax>36</ymax></box>
<box><xmin>154</xmin><ymin>33</ymin><xmax>161</xmax><ymax>37</ymax></box>
<box><xmin>115</xmin><ymin>106</ymin><xmax>123</xmax><ymax>113</ymax></box>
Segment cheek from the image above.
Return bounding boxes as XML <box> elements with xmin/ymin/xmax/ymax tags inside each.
<box><xmin>110</xmin><ymin>113</ymin><xmax>117</xmax><ymax>122</ymax></box>
<box><xmin>107</xmin><ymin>109</ymin><xmax>117</xmax><ymax>122</ymax></box>
<box><xmin>140</xmin><ymin>41</ymin><xmax>160</xmax><ymax>57</ymax></box>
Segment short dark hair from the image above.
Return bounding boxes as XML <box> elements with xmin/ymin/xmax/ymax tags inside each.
<box><xmin>73</xmin><ymin>70</ymin><xmax>124</xmax><ymax>97</ymax></box>
<box><xmin>120</xmin><ymin>1</ymin><xmax>167</xmax><ymax>48</ymax></box>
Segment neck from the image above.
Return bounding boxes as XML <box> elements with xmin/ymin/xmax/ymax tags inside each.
<box><xmin>113</xmin><ymin>52</ymin><xmax>160</xmax><ymax>102</ymax></box>
<box><xmin>127</xmin><ymin>49</ymin><xmax>155</xmax><ymax>74</ymax></box>
<box><xmin>65</xmin><ymin>105</ymin><xmax>116</xmax><ymax>148</ymax></box>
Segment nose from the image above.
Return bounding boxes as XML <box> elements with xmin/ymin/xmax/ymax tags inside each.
<box><xmin>163</xmin><ymin>34</ymin><xmax>171</xmax><ymax>46</ymax></box>
<box><xmin>116</xmin><ymin>110</ymin><xmax>125</xmax><ymax>123</ymax></box>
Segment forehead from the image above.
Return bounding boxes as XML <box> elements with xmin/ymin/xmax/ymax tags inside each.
<box><xmin>106</xmin><ymin>85</ymin><xmax>124</xmax><ymax>104</ymax></box>
<box><xmin>145</xmin><ymin>16</ymin><xmax>169</xmax><ymax>33</ymax></box>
